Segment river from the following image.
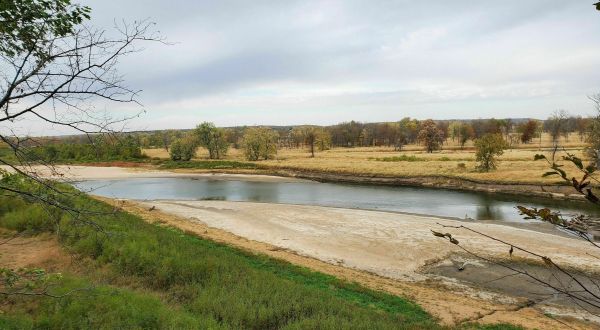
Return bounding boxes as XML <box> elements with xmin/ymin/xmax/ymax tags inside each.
<box><xmin>73</xmin><ymin>176</ymin><xmax>597</xmax><ymax>223</ymax></box>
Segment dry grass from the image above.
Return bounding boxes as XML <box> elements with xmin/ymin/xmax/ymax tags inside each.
<box><xmin>142</xmin><ymin>133</ymin><xmax>591</xmax><ymax>185</ymax></box>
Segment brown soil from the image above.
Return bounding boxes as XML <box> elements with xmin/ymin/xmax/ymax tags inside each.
<box><xmin>0</xmin><ymin>229</ymin><xmax>71</xmax><ymax>272</ymax></box>
<box><xmin>100</xmin><ymin>197</ymin><xmax>596</xmax><ymax>329</ymax></box>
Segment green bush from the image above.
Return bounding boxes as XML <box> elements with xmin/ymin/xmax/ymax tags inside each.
<box><xmin>375</xmin><ymin>155</ymin><xmax>423</xmax><ymax>162</ymax></box>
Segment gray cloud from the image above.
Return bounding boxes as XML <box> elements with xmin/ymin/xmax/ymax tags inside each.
<box><xmin>76</xmin><ymin>0</ymin><xmax>600</xmax><ymax>130</ymax></box>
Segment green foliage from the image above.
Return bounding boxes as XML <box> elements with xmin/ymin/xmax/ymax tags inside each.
<box><xmin>169</xmin><ymin>135</ymin><xmax>197</xmax><ymax>161</ymax></box>
<box><xmin>474</xmin><ymin>134</ymin><xmax>508</xmax><ymax>172</ymax></box>
<box><xmin>241</xmin><ymin>127</ymin><xmax>278</xmax><ymax>161</ymax></box>
<box><xmin>195</xmin><ymin>122</ymin><xmax>229</xmax><ymax>159</ymax></box>
<box><xmin>0</xmin><ymin>0</ymin><xmax>91</xmax><ymax>57</ymax></box>
<box><xmin>375</xmin><ymin>155</ymin><xmax>423</xmax><ymax>162</ymax></box>
<box><xmin>0</xmin><ymin>276</ymin><xmax>217</xmax><ymax>329</ymax></box>
<box><xmin>21</xmin><ymin>135</ymin><xmax>145</xmax><ymax>163</ymax></box>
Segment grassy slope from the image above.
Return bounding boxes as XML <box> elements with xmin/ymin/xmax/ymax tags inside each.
<box><xmin>0</xmin><ymin>178</ymin><xmax>520</xmax><ymax>329</ymax></box>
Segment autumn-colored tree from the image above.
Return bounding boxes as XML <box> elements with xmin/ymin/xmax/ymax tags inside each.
<box><xmin>517</xmin><ymin>119</ymin><xmax>539</xmax><ymax>144</ymax></box>
<box><xmin>417</xmin><ymin>119</ymin><xmax>444</xmax><ymax>153</ymax></box>
<box><xmin>458</xmin><ymin>123</ymin><xmax>474</xmax><ymax>149</ymax></box>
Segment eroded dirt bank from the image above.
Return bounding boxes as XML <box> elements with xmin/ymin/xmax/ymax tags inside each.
<box><xmin>259</xmin><ymin>168</ymin><xmax>586</xmax><ymax>202</ymax></box>
<box><xmin>100</xmin><ymin>197</ymin><xmax>600</xmax><ymax>329</ymax></box>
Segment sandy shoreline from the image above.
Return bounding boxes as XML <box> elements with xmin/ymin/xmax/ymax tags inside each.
<box><xmin>139</xmin><ymin>200</ymin><xmax>599</xmax><ymax>279</ymax></box>
<box><xmin>107</xmin><ymin>198</ymin><xmax>598</xmax><ymax>329</ymax></box>
<box><xmin>0</xmin><ymin>165</ymin><xmax>309</xmax><ymax>183</ymax></box>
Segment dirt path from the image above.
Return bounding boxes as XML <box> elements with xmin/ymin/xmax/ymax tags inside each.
<box><xmin>0</xmin><ymin>230</ymin><xmax>71</xmax><ymax>272</ymax></box>
<box><xmin>101</xmin><ymin>197</ymin><xmax>597</xmax><ymax>329</ymax></box>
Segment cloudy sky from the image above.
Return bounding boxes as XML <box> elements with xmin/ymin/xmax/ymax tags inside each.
<box><xmin>82</xmin><ymin>0</ymin><xmax>600</xmax><ymax>130</ymax></box>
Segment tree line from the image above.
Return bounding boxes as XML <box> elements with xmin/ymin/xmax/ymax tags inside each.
<box><xmin>2</xmin><ymin>112</ymin><xmax>595</xmax><ymax>166</ymax></box>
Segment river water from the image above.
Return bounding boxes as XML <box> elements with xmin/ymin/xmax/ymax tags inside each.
<box><xmin>73</xmin><ymin>177</ymin><xmax>597</xmax><ymax>223</ymax></box>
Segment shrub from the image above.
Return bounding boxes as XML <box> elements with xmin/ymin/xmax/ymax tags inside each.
<box><xmin>169</xmin><ymin>136</ymin><xmax>197</xmax><ymax>161</ymax></box>
<box><xmin>474</xmin><ymin>134</ymin><xmax>509</xmax><ymax>171</ymax></box>
<box><xmin>241</xmin><ymin>127</ymin><xmax>278</xmax><ymax>161</ymax></box>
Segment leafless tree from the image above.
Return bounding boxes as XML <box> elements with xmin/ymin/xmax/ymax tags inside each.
<box><xmin>0</xmin><ymin>5</ymin><xmax>162</xmax><ymax>198</ymax></box>
<box><xmin>0</xmin><ymin>1</ymin><xmax>162</xmax><ymax>297</ymax></box>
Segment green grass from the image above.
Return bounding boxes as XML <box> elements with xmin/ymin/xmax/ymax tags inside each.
<box><xmin>159</xmin><ymin>159</ymin><xmax>259</xmax><ymax>170</ymax></box>
<box><xmin>373</xmin><ymin>155</ymin><xmax>424</xmax><ymax>162</ymax></box>
<box><xmin>0</xmin><ymin>174</ymin><xmax>520</xmax><ymax>329</ymax></box>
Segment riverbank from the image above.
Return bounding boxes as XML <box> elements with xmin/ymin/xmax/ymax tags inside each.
<box><xmin>1</xmin><ymin>162</ymin><xmax>588</xmax><ymax>201</ymax></box>
<box><xmin>106</xmin><ymin>197</ymin><xmax>599</xmax><ymax>329</ymax></box>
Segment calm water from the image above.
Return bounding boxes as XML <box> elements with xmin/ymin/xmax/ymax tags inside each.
<box><xmin>74</xmin><ymin>177</ymin><xmax>597</xmax><ymax>223</ymax></box>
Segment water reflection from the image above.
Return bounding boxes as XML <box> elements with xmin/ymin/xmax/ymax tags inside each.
<box><xmin>73</xmin><ymin>177</ymin><xmax>599</xmax><ymax>224</ymax></box>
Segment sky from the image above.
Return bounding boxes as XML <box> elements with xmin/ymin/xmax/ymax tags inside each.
<box><xmin>63</xmin><ymin>1</ymin><xmax>600</xmax><ymax>130</ymax></box>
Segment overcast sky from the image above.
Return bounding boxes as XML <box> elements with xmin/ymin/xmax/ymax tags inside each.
<box><xmin>80</xmin><ymin>0</ymin><xmax>600</xmax><ymax>130</ymax></box>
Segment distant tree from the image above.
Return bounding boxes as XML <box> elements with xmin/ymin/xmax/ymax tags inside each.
<box><xmin>458</xmin><ymin>123</ymin><xmax>474</xmax><ymax>150</ymax></box>
<box><xmin>474</xmin><ymin>134</ymin><xmax>508</xmax><ymax>172</ymax></box>
<box><xmin>296</xmin><ymin>126</ymin><xmax>330</xmax><ymax>157</ymax></box>
<box><xmin>436</xmin><ymin>121</ymin><xmax>449</xmax><ymax>142</ymax></box>
<box><xmin>417</xmin><ymin>119</ymin><xmax>444</xmax><ymax>153</ymax></box>
<box><xmin>316</xmin><ymin>129</ymin><xmax>332</xmax><ymax>151</ymax></box>
<box><xmin>546</xmin><ymin>110</ymin><xmax>569</xmax><ymax>144</ymax></box>
<box><xmin>195</xmin><ymin>122</ymin><xmax>229</xmax><ymax>159</ymax></box>
<box><xmin>517</xmin><ymin>120</ymin><xmax>539</xmax><ymax>144</ymax></box>
<box><xmin>169</xmin><ymin>140</ymin><xmax>183</xmax><ymax>160</ymax></box>
<box><xmin>575</xmin><ymin>116</ymin><xmax>590</xmax><ymax>142</ymax></box>
<box><xmin>169</xmin><ymin>135</ymin><xmax>197</xmax><ymax>161</ymax></box>
<box><xmin>587</xmin><ymin>94</ymin><xmax>600</xmax><ymax>162</ymax></box>
<box><xmin>448</xmin><ymin>121</ymin><xmax>462</xmax><ymax>142</ymax></box>
<box><xmin>241</xmin><ymin>127</ymin><xmax>278</xmax><ymax>161</ymax></box>
<box><xmin>398</xmin><ymin>118</ymin><xmax>420</xmax><ymax>144</ymax></box>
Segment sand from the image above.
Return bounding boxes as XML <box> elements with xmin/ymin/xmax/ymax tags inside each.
<box><xmin>139</xmin><ymin>200</ymin><xmax>600</xmax><ymax>280</ymax></box>
<box><xmin>0</xmin><ymin>165</ymin><xmax>306</xmax><ymax>182</ymax></box>
<box><xmin>110</xmin><ymin>198</ymin><xmax>599</xmax><ymax>329</ymax></box>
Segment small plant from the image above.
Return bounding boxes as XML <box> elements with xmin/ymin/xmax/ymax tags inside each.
<box><xmin>457</xmin><ymin>162</ymin><xmax>466</xmax><ymax>170</ymax></box>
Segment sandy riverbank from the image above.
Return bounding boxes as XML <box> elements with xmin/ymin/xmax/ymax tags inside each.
<box><xmin>139</xmin><ymin>200</ymin><xmax>599</xmax><ymax>279</ymax></box>
<box><xmin>106</xmin><ymin>198</ymin><xmax>599</xmax><ymax>329</ymax></box>
<box><xmin>0</xmin><ymin>165</ymin><xmax>308</xmax><ymax>182</ymax></box>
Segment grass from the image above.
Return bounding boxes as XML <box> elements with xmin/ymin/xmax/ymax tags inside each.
<box><xmin>373</xmin><ymin>155</ymin><xmax>424</xmax><ymax>162</ymax></box>
<box><xmin>0</xmin><ymin>175</ymin><xmax>525</xmax><ymax>329</ymax></box>
<box><xmin>141</xmin><ymin>133</ymin><xmax>591</xmax><ymax>185</ymax></box>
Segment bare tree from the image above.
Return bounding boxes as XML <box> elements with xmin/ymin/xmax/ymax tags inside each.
<box><xmin>0</xmin><ymin>0</ymin><xmax>161</xmax><ymax>297</ymax></box>
<box><xmin>1</xmin><ymin>1</ymin><xmax>161</xmax><ymax>192</ymax></box>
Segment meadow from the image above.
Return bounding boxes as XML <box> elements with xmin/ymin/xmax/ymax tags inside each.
<box><xmin>143</xmin><ymin>133</ymin><xmax>590</xmax><ymax>185</ymax></box>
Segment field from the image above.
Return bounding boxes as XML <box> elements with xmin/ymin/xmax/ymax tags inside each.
<box><xmin>143</xmin><ymin>133</ymin><xmax>591</xmax><ymax>185</ymax></box>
